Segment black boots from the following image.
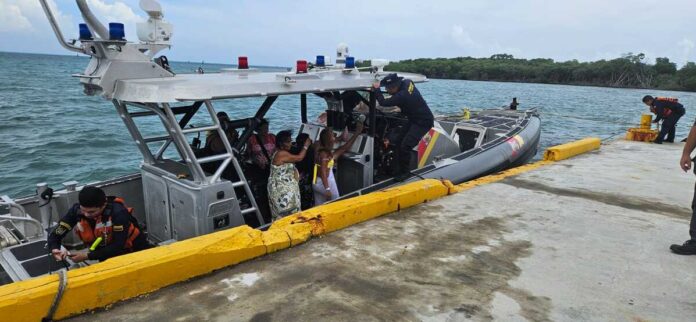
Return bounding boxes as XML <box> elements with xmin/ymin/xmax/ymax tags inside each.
<box><xmin>670</xmin><ymin>240</ymin><xmax>696</xmax><ymax>255</ymax></box>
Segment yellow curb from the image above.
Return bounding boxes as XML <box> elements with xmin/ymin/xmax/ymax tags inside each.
<box><xmin>457</xmin><ymin>160</ymin><xmax>554</xmax><ymax>190</ymax></box>
<box><xmin>0</xmin><ymin>225</ymin><xmax>266</xmax><ymax>322</ymax></box>
<box><xmin>0</xmin><ymin>179</ymin><xmax>449</xmax><ymax>321</ymax></box>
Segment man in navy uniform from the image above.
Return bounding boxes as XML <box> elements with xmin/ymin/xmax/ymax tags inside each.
<box><xmin>643</xmin><ymin>95</ymin><xmax>685</xmax><ymax>144</ymax></box>
<box><xmin>372</xmin><ymin>73</ymin><xmax>434</xmax><ymax>179</ymax></box>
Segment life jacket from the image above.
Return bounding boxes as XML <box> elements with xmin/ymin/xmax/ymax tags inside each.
<box><xmin>655</xmin><ymin>97</ymin><xmax>680</xmax><ymax>117</ymax></box>
<box><xmin>656</xmin><ymin>97</ymin><xmax>679</xmax><ymax>103</ymax></box>
<box><xmin>74</xmin><ymin>197</ymin><xmax>141</xmax><ymax>250</ymax></box>
<box><xmin>312</xmin><ymin>158</ymin><xmax>335</xmax><ymax>184</ymax></box>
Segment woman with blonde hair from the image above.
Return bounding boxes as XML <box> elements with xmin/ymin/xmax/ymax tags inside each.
<box><xmin>313</xmin><ymin>122</ymin><xmax>364</xmax><ymax>205</ymax></box>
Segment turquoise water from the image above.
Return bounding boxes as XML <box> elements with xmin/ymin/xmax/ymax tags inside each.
<box><xmin>2</xmin><ymin>51</ymin><xmax>696</xmax><ymax>198</ymax></box>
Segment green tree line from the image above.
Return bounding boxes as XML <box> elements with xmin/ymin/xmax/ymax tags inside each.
<box><xmin>369</xmin><ymin>53</ymin><xmax>696</xmax><ymax>92</ymax></box>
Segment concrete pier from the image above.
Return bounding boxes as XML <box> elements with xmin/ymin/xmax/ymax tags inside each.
<box><xmin>69</xmin><ymin>140</ymin><xmax>696</xmax><ymax>321</ymax></box>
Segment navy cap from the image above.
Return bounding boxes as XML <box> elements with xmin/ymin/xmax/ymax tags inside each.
<box><xmin>380</xmin><ymin>73</ymin><xmax>403</xmax><ymax>88</ymax></box>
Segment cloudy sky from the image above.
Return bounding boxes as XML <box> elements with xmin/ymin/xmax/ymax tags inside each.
<box><xmin>1</xmin><ymin>0</ymin><xmax>695</xmax><ymax>67</ymax></box>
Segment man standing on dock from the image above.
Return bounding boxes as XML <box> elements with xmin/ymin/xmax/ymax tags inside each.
<box><xmin>674</xmin><ymin>123</ymin><xmax>696</xmax><ymax>255</ymax></box>
<box><xmin>372</xmin><ymin>73</ymin><xmax>434</xmax><ymax>180</ymax></box>
<box><xmin>643</xmin><ymin>95</ymin><xmax>685</xmax><ymax>144</ymax></box>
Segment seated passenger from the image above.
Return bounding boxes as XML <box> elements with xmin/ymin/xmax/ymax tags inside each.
<box><xmin>268</xmin><ymin>131</ymin><xmax>311</xmax><ymax>220</ymax></box>
<box><xmin>204</xmin><ymin>111</ymin><xmax>239</xmax><ymax>154</ymax></box>
<box><xmin>313</xmin><ymin>121</ymin><xmax>364</xmax><ymax>205</ymax></box>
<box><xmin>200</xmin><ymin>112</ymin><xmax>239</xmax><ymax>179</ymax></box>
<box><xmin>246</xmin><ymin>119</ymin><xmax>276</xmax><ymax>222</ymax></box>
<box><xmin>47</xmin><ymin>186</ymin><xmax>149</xmax><ymax>262</ymax></box>
<box><xmin>247</xmin><ymin>118</ymin><xmax>276</xmax><ymax>172</ymax></box>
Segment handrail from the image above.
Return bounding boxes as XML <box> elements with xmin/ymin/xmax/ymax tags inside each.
<box><xmin>75</xmin><ymin>0</ymin><xmax>109</xmax><ymax>40</ymax></box>
<box><xmin>0</xmin><ymin>215</ymin><xmax>44</xmax><ymax>240</ymax></box>
<box><xmin>39</xmin><ymin>0</ymin><xmax>82</xmax><ymax>53</ymax></box>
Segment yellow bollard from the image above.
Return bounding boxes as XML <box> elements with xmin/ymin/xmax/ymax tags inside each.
<box><xmin>640</xmin><ymin>114</ymin><xmax>652</xmax><ymax>129</ymax></box>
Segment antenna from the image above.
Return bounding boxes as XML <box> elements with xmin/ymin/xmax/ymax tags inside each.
<box><xmin>136</xmin><ymin>0</ymin><xmax>172</xmax><ymax>47</ymax></box>
<box><xmin>140</xmin><ymin>0</ymin><xmax>163</xmax><ymax>19</ymax></box>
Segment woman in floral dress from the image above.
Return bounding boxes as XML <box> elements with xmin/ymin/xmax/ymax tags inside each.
<box><xmin>268</xmin><ymin>130</ymin><xmax>311</xmax><ymax>220</ymax></box>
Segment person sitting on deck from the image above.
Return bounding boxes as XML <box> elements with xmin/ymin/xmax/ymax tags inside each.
<box><xmin>247</xmin><ymin>118</ymin><xmax>276</xmax><ymax>171</ymax></box>
<box><xmin>246</xmin><ymin>118</ymin><xmax>276</xmax><ymax>222</ymax></box>
<box><xmin>371</xmin><ymin>73</ymin><xmax>434</xmax><ymax>179</ymax></box>
<box><xmin>47</xmin><ymin>186</ymin><xmax>149</xmax><ymax>262</ymax></box>
<box><xmin>199</xmin><ymin>112</ymin><xmax>240</xmax><ymax>180</ymax></box>
<box><xmin>509</xmin><ymin>97</ymin><xmax>519</xmax><ymax>110</ymax></box>
<box><xmin>643</xmin><ymin>95</ymin><xmax>685</xmax><ymax>144</ymax></box>
<box><xmin>204</xmin><ymin>112</ymin><xmax>239</xmax><ymax>154</ymax></box>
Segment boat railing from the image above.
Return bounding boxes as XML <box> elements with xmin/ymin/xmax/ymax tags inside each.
<box><xmin>0</xmin><ymin>196</ymin><xmax>44</xmax><ymax>246</ymax></box>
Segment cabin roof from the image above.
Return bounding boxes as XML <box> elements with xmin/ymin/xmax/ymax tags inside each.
<box><xmin>112</xmin><ymin>70</ymin><xmax>427</xmax><ymax>103</ymax></box>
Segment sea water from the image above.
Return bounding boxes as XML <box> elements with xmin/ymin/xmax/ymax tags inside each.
<box><xmin>2</xmin><ymin>51</ymin><xmax>696</xmax><ymax>197</ymax></box>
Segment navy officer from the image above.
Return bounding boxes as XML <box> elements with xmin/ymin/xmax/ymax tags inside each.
<box><xmin>372</xmin><ymin>73</ymin><xmax>434</xmax><ymax>179</ymax></box>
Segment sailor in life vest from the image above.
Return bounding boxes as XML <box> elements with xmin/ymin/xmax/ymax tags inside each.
<box><xmin>48</xmin><ymin>186</ymin><xmax>149</xmax><ymax>262</ymax></box>
<box><xmin>643</xmin><ymin>95</ymin><xmax>686</xmax><ymax>144</ymax></box>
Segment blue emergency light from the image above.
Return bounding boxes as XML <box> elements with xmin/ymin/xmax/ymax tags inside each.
<box><xmin>109</xmin><ymin>22</ymin><xmax>125</xmax><ymax>41</ymax></box>
<box><xmin>79</xmin><ymin>23</ymin><xmax>92</xmax><ymax>40</ymax></box>
<box><xmin>345</xmin><ymin>56</ymin><xmax>355</xmax><ymax>68</ymax></box>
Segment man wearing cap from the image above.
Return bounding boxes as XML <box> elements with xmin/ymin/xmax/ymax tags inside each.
<box><xmin>372</xmin><ymin>73</ymin><xmax>434</xmax><ymax>178</ymax></box>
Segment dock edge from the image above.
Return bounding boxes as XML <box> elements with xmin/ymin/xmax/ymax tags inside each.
<box><xmin>0</xmin><ymin>138</ymin><xmax>601</xmax><ymax>321</ymax></box>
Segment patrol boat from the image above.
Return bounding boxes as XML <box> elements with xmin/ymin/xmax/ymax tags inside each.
<box><xmin>0</xmin><ymin>0</ymin><xmax>540</xmax><ymax>285</ymax></box>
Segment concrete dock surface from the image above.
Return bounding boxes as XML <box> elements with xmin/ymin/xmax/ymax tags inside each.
<box><xmin>70</xmin><ymin>140</ymin><xmax>696</xmax><ymax>322</ymax></box>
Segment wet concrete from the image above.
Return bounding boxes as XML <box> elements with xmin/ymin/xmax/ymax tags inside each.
<box><xmin>69</xmin><ymin>140</ymin><xmax>696</xmax><ymax>321</ymax></box>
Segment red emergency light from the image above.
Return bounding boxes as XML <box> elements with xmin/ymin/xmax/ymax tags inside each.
<box><xmin>238</xmin><ymin>56</ymin><xmax>249</xmax><ymax>69</ymax></box>
<box><xmin>296</xmin><ymin>60</ymin><xmax>308</xmax><ymax>73</ymax></box>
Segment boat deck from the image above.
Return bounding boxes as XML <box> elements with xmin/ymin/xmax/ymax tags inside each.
<box><xmin>69</xmin><ymin>140</ymin><xmax>696</xmax><ymax>321</ymax></box>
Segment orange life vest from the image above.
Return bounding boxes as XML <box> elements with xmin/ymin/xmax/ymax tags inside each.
<box><xmin>74</xmin><ymin>197</ymin><xmax>141</xmax><ymax>250</ymax></box>
<box><xmin>656</xmin><ymin>97</ymin><xmax>679</xmax><ymax>103</ymax></box>
<box><xmin>654</xmin><ymin>97</ymin><xmax>680</xmax><ymax>117</ymax></box>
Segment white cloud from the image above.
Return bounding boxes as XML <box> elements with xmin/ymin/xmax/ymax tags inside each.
<box><xmin>2</xmin><ymin>0</ymin><xmax>696</xmax><ymax>66</ymax></box>
<box><xmin>0</xmin><ymin>0</ymin><xmax>75</xmax><ymax>35</ymax></box>
<box><xmin>678</xmin><ymin>38</ymin><xmax>695</xmax><ymax>66</ymax></box>
<box><xmin>86</xmin><ymin>0</ymin><xmax>144</xmax><ymax>40</ymax></box>
<box><xmin>451</xmin><ymin>25</ymin><xmax>477</xmax><ymax>49</ymax></box>
<box><xmin>0</xmin><ymin>0</ymin><xmax>145</xmax><ymax>36</ymax></box>
<box><xmin>0</xmin><ymin>1</ymin><xmax>32</xmax><ymax>32</ymax></box>
<box><xmin>87</xmin><ymin>0</ymin><xmax>143</xmax><ymax>26</ymax></box>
